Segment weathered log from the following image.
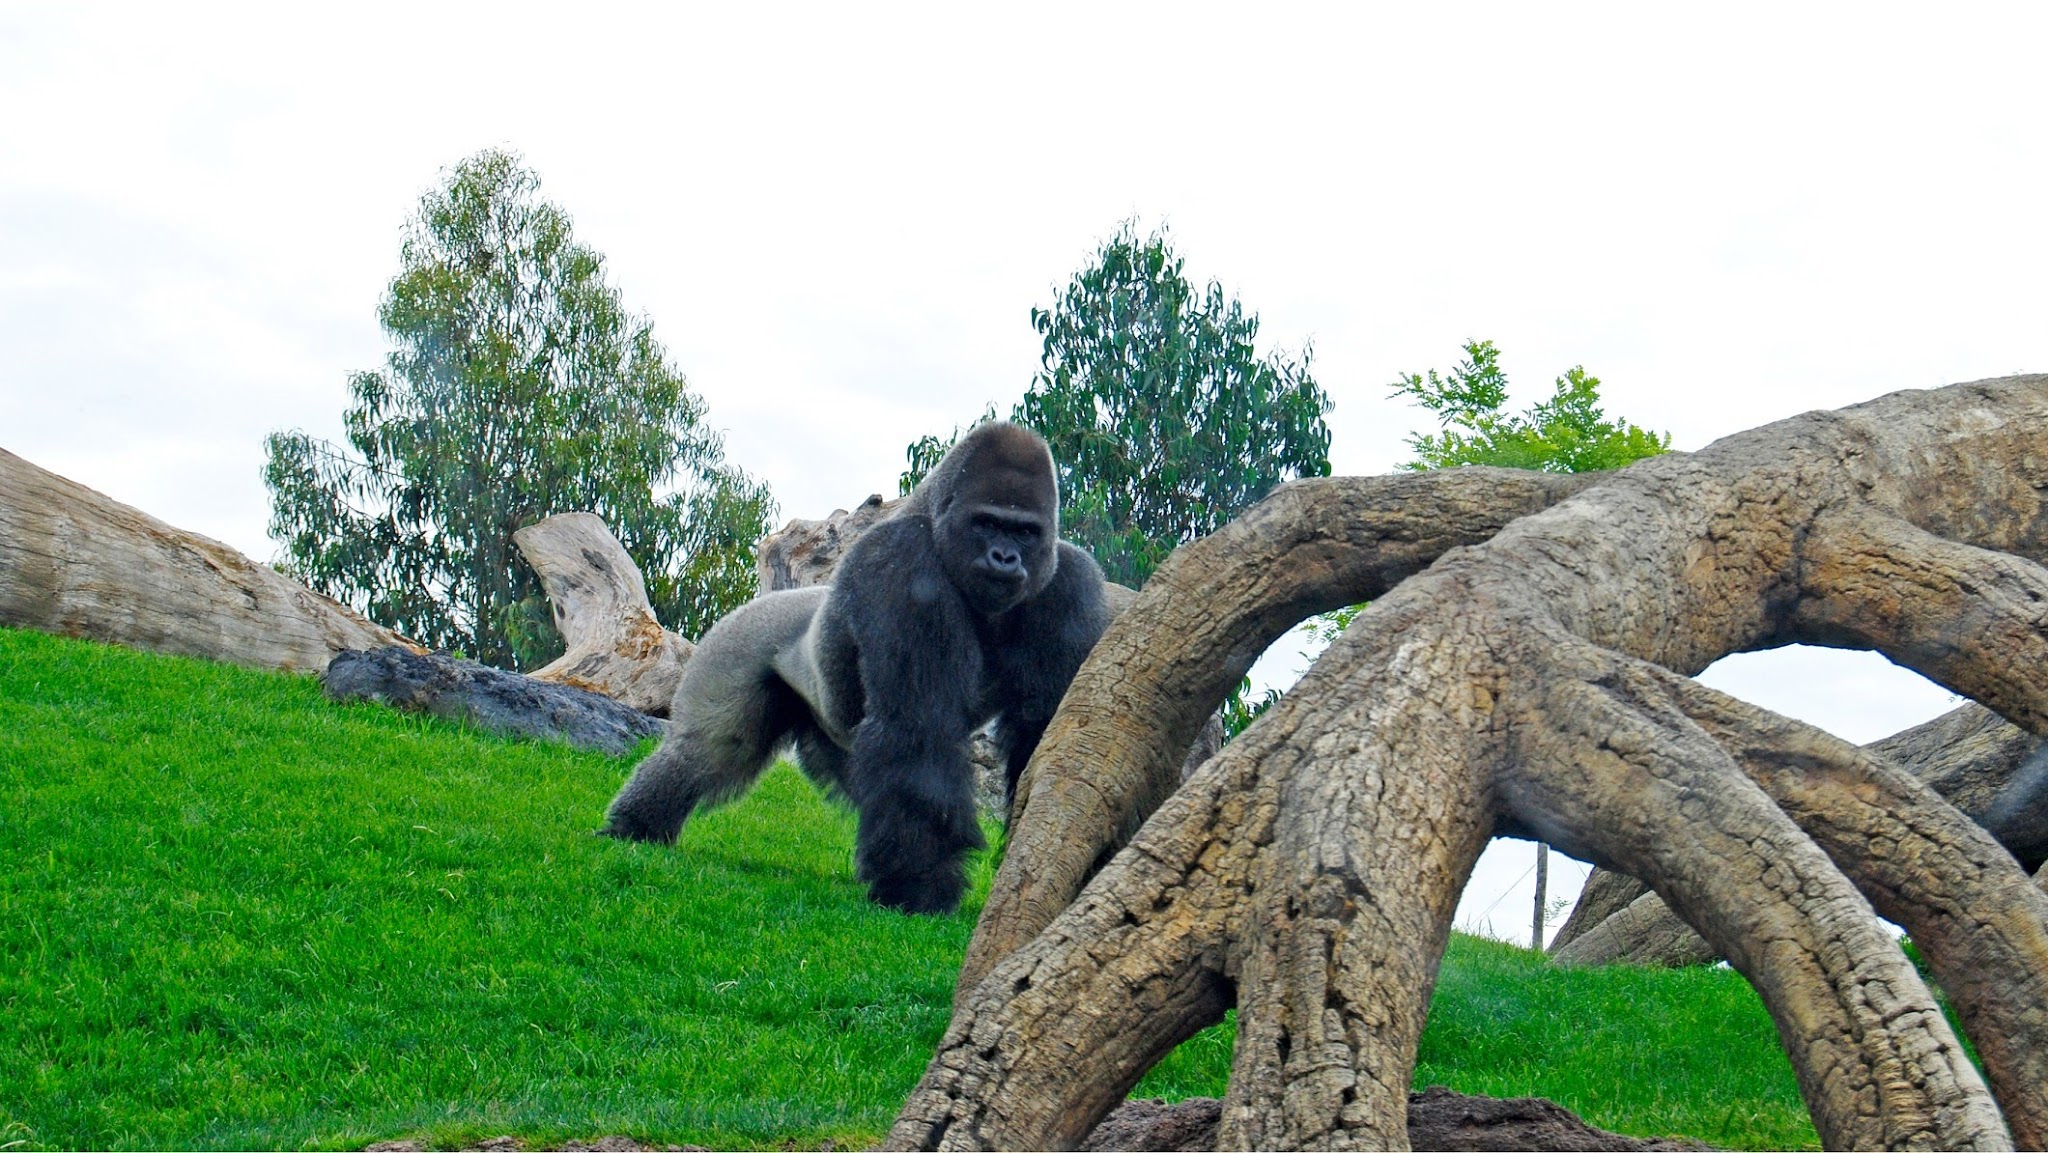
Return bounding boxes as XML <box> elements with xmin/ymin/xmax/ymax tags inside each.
<box><xmin>324</xmin><ymin>646</ymin><xmax>665</xmax><ymax>755</ymax></box>
<box><xmin>1548</xmin><ymin>887</ymin><xmax>1721</xmax><ymax>969</ymax></box>
<box><xmin>1553</xmin><ymin>701</ymin><xmax>2048</xmax><ymax>965</ymax></box>
<box><xmin>895</xmin><ymin>379</ymin><xmax>2048</xmax><ymax>1151</ymax></box>
<box><xmin>756</xmin><ymin>494</ymin><xmax>899</xmax><ymax>591</ymax></box>
<box><xmin>0</xmin><ymin>446</ymin><xmax>412</xmax><ymax>672</ymax></box>
<box><xmin>513</xmin><ymin>512</ymin><xmax>694</xmax><ymax>716</ymax></box>
<box><xmin>1546</xmin><ymin>866</ymin><xmax>1655</xmax><ymax>955</ymax></box>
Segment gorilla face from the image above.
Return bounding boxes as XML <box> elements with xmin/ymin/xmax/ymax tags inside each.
<box><xmin>940</xmin><ymin>501</ymin><xmax>1056</xmax><ymax>617</ymax></box>
<box><xmin>926</xmin><ymin>424</ymin><xmax>1063</xmax><ymax>619</ymax></box>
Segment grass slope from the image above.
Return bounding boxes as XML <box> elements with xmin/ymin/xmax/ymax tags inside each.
<box><xmin>0</xmin><ymin>627</ymin><xmax>1818</xmax><ymax>1149</ymax></box>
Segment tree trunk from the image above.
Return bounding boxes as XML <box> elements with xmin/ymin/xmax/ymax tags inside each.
<box><xmin>513</xmin><ymin>512</ymin><xmax>695</xmax><ymax>715</ymax></box>
<box><xmin>894</xmin><ymin>378</ymin><xmax>2048</xmax><ymax>1151</ymax></box>
<box><xmin>0</xmin><ymin>446</ymin><xmax>412</xmax><ymax>671</ymax></box>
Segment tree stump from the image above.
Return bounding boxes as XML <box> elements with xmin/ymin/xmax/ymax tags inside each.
<box><xmin>892</xmin><ymin>378</ymin><xmax>2048</xmax><ymax>1150</ymax></box>
<box><xmin>513</xmin><ymin>512</ymin><xmax>694</xmax><ymax>715</ymax></box>
<box><xmin>0</xmin><ymin>446</ymin><xmax>411</xmax><ymax>671</ymax></box>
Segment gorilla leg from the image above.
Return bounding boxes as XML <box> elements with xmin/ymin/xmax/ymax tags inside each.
<box><xmin>789</xmin><ymin>722</ymin><xmax>851</xmax><ymax>801</ymax></box>
<box><xmin>600</xmin><ymin>672</ymin><xmax>807</xmax><ymax>843</ymax></box>
<box><xmin>847</xmin><ymin>716</ymin><xmax>986</xmax><ymax>913</ymax></box>
<box><xmin>600</xmin><ymin>588</ymin><xmax>829</xmax><ymax>843</ymax></box>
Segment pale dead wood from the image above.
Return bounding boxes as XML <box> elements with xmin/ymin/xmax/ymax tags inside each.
<box><xmin>0</xmin><ymin>446</ymin><xmax>411</xmax><ymax>671</ymax></box>
<box><xmin>1552</xmin><ymin>701</ymin><xmax>2048</xmax><ymax>965</ymax></box>
<box><xmin>513</xmin><ymin>512</ymin><xmax>694</xmax><ymax>715</ymax></box>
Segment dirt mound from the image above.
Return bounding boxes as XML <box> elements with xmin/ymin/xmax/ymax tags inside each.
<box><xmin>362</xmin><ymin>1088</ymin><xmax>1710</xmax><ymax>1151</ymax></box>
<box><xmin>1081</xmin><ymin>1086</ymin><xmax>1713</xmax><ymax>1151</ymax></box>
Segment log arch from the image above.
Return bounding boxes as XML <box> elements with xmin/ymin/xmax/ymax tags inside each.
<box><xmin>893</xmin><ymin>377</ymin><xmax>2048</xmax><ymax>1150</ymax></box>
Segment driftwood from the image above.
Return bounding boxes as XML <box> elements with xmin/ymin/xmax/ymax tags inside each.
<box><xmin>893</xmin><ymin>379</ymin><xmax>2048</xmax><ymax>1151</ymax></box>
<box><xmin>513</xmin><ymin>513</ymin><xmax>694</xmax><ymax>715</ymax></box>
<box><xmin>1552</xmin><ymin>701</ymin><xmax>2048</xmax><ymax>966</ymax></box>
<box><xmin>0</xmin><ymin>446</ymin><xmax>411</xmax><ymax>671</ymax></box>
<box><xmin>324</xmin><ymin>646</ymin><xmax>665</xmax><ymax>755</ymax></box>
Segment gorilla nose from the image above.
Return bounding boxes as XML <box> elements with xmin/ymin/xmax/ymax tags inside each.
<box><xmin>987</xmin><ymin>546</ymin><xmax>1023</xmax><ymax>574</ymax></box>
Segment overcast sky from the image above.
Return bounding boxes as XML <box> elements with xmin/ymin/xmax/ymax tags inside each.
<box><xmin>4</xmin><ymin>3</ymin><xmax>2039</xmax><ymax>937</ymax></box>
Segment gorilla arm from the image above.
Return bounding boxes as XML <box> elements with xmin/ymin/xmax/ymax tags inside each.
<box><xmin>988</xmin><ymin>540</ymin><xmax>1110</xmax><ymax>796</ymax></box>
<box><xmin>822</xmin><ymin>517</ymin><xmax>993</xmax><ymax>913</ymax></box>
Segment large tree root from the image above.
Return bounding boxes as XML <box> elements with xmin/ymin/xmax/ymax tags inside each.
<box><xmin>1551</xmin><ymin>700</ymin><xmax>2048</xmax><ymax>965</ymax></box>
<box><xmin>896</xmin><ymin>377</ymin><xmax>2048</xmax><ymax>1150</ymax></box>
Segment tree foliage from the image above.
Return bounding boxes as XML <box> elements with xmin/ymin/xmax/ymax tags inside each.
<box><xmin>264</xmin><ymin>149</ymin><xmax>774</xmax><ymax>669</ymax></box>
<box><xmin>902</xmin><ymin>224</ymin><xmax>1332</xmax><ymax>589</ymax></box>
<box><xmin>1394</xmin><ymin>339</ymin><xmax>1670</xmax><ymax>473</ymax></box>
<box><xmin>1232</xmin><ymin>343</ymin><xmax>1675</xmax><ymax>738</ymax></box>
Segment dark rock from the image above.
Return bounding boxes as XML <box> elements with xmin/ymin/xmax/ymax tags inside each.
<box><xmin>1083</xmin><ymin>1087</ymin><xmax>1711</xmax><ymax>1152</ymax></box>
<box><xmin>1081</xmin><ymin>1096</ymin><xmax>1223</xmax><ymax>1151</ymax></box>
<box><xmin>324</xmin><ymin>646</ymin><xmax>666</xmax><ymax>756</ymax></box>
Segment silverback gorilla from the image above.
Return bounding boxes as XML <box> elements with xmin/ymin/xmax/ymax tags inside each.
<box><xmin>599</xmin><ymin>422</ymin><xmax>1111</xmax><ymax>913</ymax></box>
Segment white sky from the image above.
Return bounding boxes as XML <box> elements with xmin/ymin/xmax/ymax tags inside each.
<box><xmin>2</xmin><ymin>3</ymin><xmax>2037</xmax><ymax>940</ymax></box>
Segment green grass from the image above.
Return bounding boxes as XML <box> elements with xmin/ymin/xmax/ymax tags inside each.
<box><xmin>0</xmin><ymin>627</ymin><xmax>1818</xmax><ymax>1149</ymax></box>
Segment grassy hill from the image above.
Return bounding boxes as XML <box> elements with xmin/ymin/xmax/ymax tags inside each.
<box><xmin>0</xmin><ymin>626</ymin><xmax>1818</xmax><ymax>1149</ymax></box>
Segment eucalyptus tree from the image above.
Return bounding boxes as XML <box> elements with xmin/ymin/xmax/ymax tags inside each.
<box><xmin>265</xmin><ymin>149</ymin><xmax>773</xmax><ymax>668</ymax></box>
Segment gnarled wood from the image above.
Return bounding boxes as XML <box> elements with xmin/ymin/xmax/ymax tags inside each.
<box><xmin>513</xmin><ymin>512</ymin><xmax>694</xmax><ymax>715</ymax></box>
<box><xmin>0</xmin><ymin>446</ymin><xmax>412</xmax><ymax>671</ymax></box>
<box><xmin>957</xmin><ymin>468</ymin><xmax>1598</xmax><ymax>1006</ymax></box>
<box><xmin>1554</xmin><ymin>701</ymin><xmax>2048</xmax><ymax>966</ymax></box>
<box><xmin>755</xmin><ymin>494</ymin><xmax>899</xmax><ymax>591</ymax></box>
<box><xmin>897</xmin><ymin>378</ymin><xmax>2048</xmax><ymax>1151</ymax></box>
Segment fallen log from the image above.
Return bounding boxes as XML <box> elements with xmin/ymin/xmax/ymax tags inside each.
<box><xmin>0</xmin><ymin>446</ymin><xmax>411</xmax><ymax>672</ymax></box>
<box><xmin>324</xmin><ymin>646</ymin><xmax>665</xmax><ymax>755</ymax></box>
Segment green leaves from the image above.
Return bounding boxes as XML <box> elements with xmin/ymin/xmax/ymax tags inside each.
<box><xmin>1016</xmin><ymin>222</ymin><xmax>1332</xmax><ymax>587</ymax></box>
<box><xmin>264</xmin><ymin>149</ymin><xmax>775</xmax><ymax>669</ymax></box>
<box><xmin>1393</xmin><ymin>339</ymin><xmax>1671</xmax><ymax>475</ymax></box>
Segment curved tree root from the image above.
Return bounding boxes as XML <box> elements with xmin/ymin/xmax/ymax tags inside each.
<box><xmin>964</xmin><ymin>467</ymin><xmax>1595</xmax><ymax>1004</ymax></box>
<box><xmin>901</xmin><ymin>376</ymin><xmax>2048</xmax><ymax>1150</ymax></box>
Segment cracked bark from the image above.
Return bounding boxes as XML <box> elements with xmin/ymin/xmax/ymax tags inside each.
<box><xmin>1551</xmin><ymin>702</ymin><xmax>2048</xmax><ymax>966</ymax></box>
<box><xmin>894</xmin><ymin>377</ymin><xmax>2048</xmax><ymax>1151</ymax></box>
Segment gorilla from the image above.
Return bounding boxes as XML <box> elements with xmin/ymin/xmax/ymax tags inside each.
<box><xmin>600</xmin><ymin>422</ymin><xmax>1111</xmax><ymax>913</ymax></box>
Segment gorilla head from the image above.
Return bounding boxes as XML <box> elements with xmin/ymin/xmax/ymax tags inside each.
<box><xmin>920</xmin><ymin>424</ymin><xmax>1061</xmax><ymax>616</ymax></box>
<box><xmin>600</xmin><ymin>419</ymin><xmax>1111</xmax><ymax>914</ymax></box>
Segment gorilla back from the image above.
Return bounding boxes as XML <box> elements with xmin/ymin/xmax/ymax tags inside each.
<box><xmin>600</xmin><ymin>422</ymin><xmax>1110</xmax><ymax>914</ymax></box>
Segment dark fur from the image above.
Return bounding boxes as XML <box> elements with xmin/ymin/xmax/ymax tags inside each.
<box><xmin>600</xmin><ymin>423</ymin><xmax>1111</xmax><ymax>913</ymax></box>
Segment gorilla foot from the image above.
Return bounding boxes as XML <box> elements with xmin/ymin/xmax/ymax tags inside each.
<box><xmin>594</xmin><ymin>811</ymin><xmax>682</xmax><ymax>844</ymax></box>
<box><xmin>865</xmin><ymin>868</ymin><xmax>969</xmax><ymax>915</ymax></box>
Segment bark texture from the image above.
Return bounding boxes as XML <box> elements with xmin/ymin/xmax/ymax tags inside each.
<box><xmin>894</xmin><ymin>378</ymin><xmax>2048</xmax><ymax>1151</ymax></box>
<box><xmin>755</xmin><ymin>494</ymin><xmax>899</xmax><ymax>591</ymax></box>
<box><xmin>513</xmin><ymin>512</ymin><xmax>695</xmax><ymax>715</ymax></box>
<box><xmin>0</xmin><ymin>446</ymin><xmax>412</xmax><ymax>671</ymax></box>
<box><xmin>1553</xmin><ymin>701</ymin><xmax>2048</xmax><ymax>966</ymax></box>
